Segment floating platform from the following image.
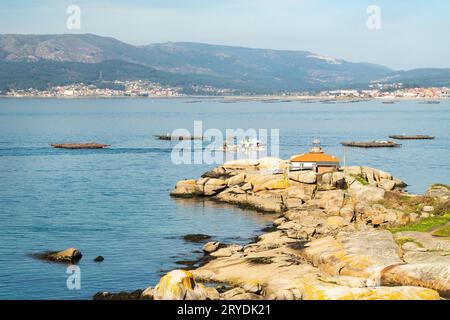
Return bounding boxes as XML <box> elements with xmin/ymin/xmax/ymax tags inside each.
<box><xmin>389</xmin><ymin>135</ymin><xmax>435</xmax><ymax>140</ymax></box>
<box><xmin>50</xmin><ymin>142</ymin><xmax>110</xmax><ymax>149</ymax></box>
<box><xmin>341</xmin><ymin>141</ymin><xmax>401</xmax><ymax>148</ymax></box>
<box><xmin>382</xmin><ymin>101</ymin><xmax>396</xmax><ymax>104</ymax></box>
<box><xmin>155</xmin><ymin>134</ymin><xmax>204</xmax><ymax>141</ymax></box>
<box><xmin>420</xmin><ymin>101</ymin><xmax>441</xmax><ymax>104</ymax></box>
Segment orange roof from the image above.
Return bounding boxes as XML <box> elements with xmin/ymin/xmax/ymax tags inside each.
<box><xmin>290</xmin><ymin>152</ymin><xmax>340</xmax><ymax>163</ymax></box>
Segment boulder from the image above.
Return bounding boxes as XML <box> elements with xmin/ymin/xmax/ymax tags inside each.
<box><xmin>154</xmin><ymin>270</ymin><xmax>208</xmax><ymax>300</ymax></box>
<box><xmin>170</xmin><ymin>179</ymin><xmax>197</xmax><ymax>197</ymax></box>
<box><xmin>215</xmin><ymin>188</ymin><xmax>286</xmax><ymax>213</ymax></box>
<box><xmin>343</xmin><ymin>166</ymin><xmax>363</xmax><ymax>177</ymax></box>
<box><xmin>242</xmin><ymin>280</ymin><xmax>263</xmax><ymax>294</ymax></box>
<box><xmin>349</xmin><ymin>186</ymin><xmax>385</xmax><ymax>203</ymax></box>
<box><xmin>301</xmin><ymin>229</ymin><xmax>403</xmax><ymax>278</ymax></box>
<box><xmin>223</xmin><ymin>159</ymin><xmax>259</xmax><ymax>170</ymax></box>
<box><xmin>320</xmin><ymin>172</ymin><xmax>346</xmax><ymax>189</ymax></box>
<box><xmin>196</xmin><ymin>178</ymin><xmax>227</xmax><ymax>196</ymax></box>
<box><xmin>426</xmin><ymin>184</ymin><xmax>450</xmax><ymax>202</ymax></box>
<box><xmin>226</xmin><ymin>173</ymin><xmax>246</xmax><ymax>187</ymax></box>
<box><xmin>204</xmin><ymin>286</ymin><xmax>220</xmax><ymax>300</ymax></box>
<box><xmin>286</xmin><ymin>184</ymin><xmax>316</xmax><ymax>202</ymax></box>
<box><xmin>289</xmin><ymin>171</ymin><xmax>317</xmax><ymax>184</ymax></box>
<box><xmin>222</xmin><ymin>157</ymin><xmax>285</xmax><ymax>171</ymax></box>
<box><xmin>299</xmin><ymin>280</ymin><xmax>439</xmax><ymax>300</ymax></box>
<box><xmin>220</xmin><ymin>287</ymin><xmax>263</xmax><ymax>300</ymax></box>
<box><xmin>257</xmin><ymin>157</ymin><xmax>286</xmax><ymax>170</ymax></box>
<box><xmin>325</xmin><ymin>216</ymin><xmax>349</xmax><ymax>230</ymax></box>
<box><xmin>381</xmin><ymin>257</ymin><xmax>450</xmax><ymax>298</ymax></box>
<box><xmin>141</xmin><ymin>287</ymin><xmax>154</xmax><ymax>299</ymax></box>
<box><xmin>203</xmin><ymin>242</ymin><xmax>221</xmax><ymax>254</ymax></box>
<box><xmin>247</xmin><ymin>174</ymin><xmax>288</xmax><ymax>192</ymax></box>
<box><xmin>210</xmin><ymin>244</ymin><xmax>243</xmax><ymax>258</ymax></box>
<box><xmin>339</xmin><ymin>205</ymin><xmax>355</xmax><ymax>219</ymax></box>
<box><xmin>361</xmin><ymin>167</ymin><xmax>392</xmax><ymax>184</ymax></box>
<box><xmin>40</xmin><ymin>248</ymin><xmax>83</xmax><ymax>263</ymax></box>
<box><xmin>378</xmin><ymin>179</ymin><xmax>396</xmax><ymax>191</ymax></box>
<box><xmin>315</xmin><ymin>190</ymin><xmax>345</xmax><ymax>210</ymax></box>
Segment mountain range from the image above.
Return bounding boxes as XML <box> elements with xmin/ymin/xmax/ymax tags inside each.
<box><xmin>1</xmin><ymin>33</ymin><xmax>449</xmax><ymax>94</ymax></box>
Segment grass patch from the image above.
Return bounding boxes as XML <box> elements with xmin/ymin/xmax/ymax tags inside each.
<box><xmin>379</xmin><ymin>192</ymin><xmax>438</xmax><ymax>214</ymax></box>
<box><xmin>431</xmin><ymin>225</ymin><xmax>450</xmax><ymax>237</ymax></box>
<box><xmin>396</xmin><ymin>237</ymin><xmax>424</xmax><ymax>248</ymax></box>
<box><xmin>350</xmin><ymin>174</ymin><xmax>369</xmax><ymax>186</ymax></box>
<box><xmin>389</xmin><ymin>214</ymin><xmax>450</xmax><ymax>233</ymax></box>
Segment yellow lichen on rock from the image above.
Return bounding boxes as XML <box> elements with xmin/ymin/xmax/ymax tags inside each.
<box><xmin>299</xmin><ymin>280</ymin><xmax>440</xmax><ymax>300</ymax></box>
<box><xmin>154</xmin><ymin>270</ymin><xmax>207</xmax><ymax>300</ymax></box>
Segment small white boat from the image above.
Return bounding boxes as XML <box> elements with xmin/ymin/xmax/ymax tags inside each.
<box><xmin>216</xmin><ymin>137</ymin><xmax>266</xmax><ymax>152</ymax></box>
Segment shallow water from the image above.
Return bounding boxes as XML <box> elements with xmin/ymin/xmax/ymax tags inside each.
<box><xmin>0</xmin><ymin>98</ymin><xmax>448</xmax><ymax>299</ymax></box>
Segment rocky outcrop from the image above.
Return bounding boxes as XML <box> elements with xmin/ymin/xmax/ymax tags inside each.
<box><xmin>163</xmin><ymin>162</ymin><xmax>448</xmax><ymax>300</ymax></box>
<box><xmin>171</xmin><ymin>161</ymin><xmax>407</xmax><ymax>219</ymax></box>
<box><xmin>153</xmin><ymin>270</ymin><xmax>208</xmax><ymax>300</ymax></box>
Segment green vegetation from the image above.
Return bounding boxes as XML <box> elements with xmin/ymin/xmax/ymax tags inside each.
<box><xmin>431</xmin><ymin>224</ymin><xmax>450</xmax><ymax>237</ymax></box>
<box><xmin>396</xmin><ymin>237</ymin><xmax>424</xmax><ymax>248</ymax></box>
<box><xmin>350</xmin><ymin>174</ymin><xmax>369</xmax><ymax>186</ymax></box>
<box><xmin>379</xmin><ymin>192</ymin><xmax>436</xmax><ymax>214</ymax></box>
<box><xmin>389</xmin><ymin>214</ymin><xmax>450</xmax><ymax>233</ymax></box>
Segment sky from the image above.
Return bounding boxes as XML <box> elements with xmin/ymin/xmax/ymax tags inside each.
<box><xmin>0</xmin><ymin>0</ymin><xmax>449</xmax><ymax>70</ymax></box>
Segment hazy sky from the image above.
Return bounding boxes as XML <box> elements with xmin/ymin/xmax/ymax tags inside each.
<box><xmin>1</xmin><ymin>0</ymin><xmax>449</xmax><ymax>70</ymax></box>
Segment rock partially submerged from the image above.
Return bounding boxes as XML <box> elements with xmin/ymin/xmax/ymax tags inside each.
<box><xmin>33</xmin><ymin>248</ymin><xmax>83</xmax><ymax>263</ymax></box>
<box><xmin>183</xmin><ymin>234</ymin><xmax>211</xmax><ymax>243</ymax></box>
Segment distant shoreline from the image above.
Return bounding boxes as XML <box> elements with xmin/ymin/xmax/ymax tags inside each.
<box><xmin>0</xmin><ymin>95</ymin><xmax>448</xmax><ymax>101</ymax></box>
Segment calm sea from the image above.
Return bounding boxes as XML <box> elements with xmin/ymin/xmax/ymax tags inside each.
<box><xmin>0</xmin><ymin>98</ymin><xmax>448</xmax><ymax>299</ymax></box>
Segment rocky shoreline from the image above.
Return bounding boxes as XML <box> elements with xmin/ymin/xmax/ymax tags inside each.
<box><xmin>95</xmin><ymin>158</ymin><xmax>450</xmax><ymax>300</ymax></box>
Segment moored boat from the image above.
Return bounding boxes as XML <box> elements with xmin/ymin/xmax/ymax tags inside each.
<box><xmin>420</xmin><ymin>101</ymin><xmax>441</xmax><ymax>104</ymax></box>
<box><xmin>155</xmin><ymin>134</ymin><xmax>204</xmax><ymax>141</ymax></box>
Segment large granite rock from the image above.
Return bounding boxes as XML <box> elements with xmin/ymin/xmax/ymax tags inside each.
<box><xmin>300</xmin><ymin>229</ymin><xmax>402</xmax><ymax>279</ymax></box>
<box><xmin>154</xmin><ymin>270</ymin><xmax>208</xmax><ymax>300</ymax></box>
<box><xmin>170</xmin><ymin>179</ymin><xmax>197</xmax><ymax>197</ymax></box>
<box><xmin>314</xmin><ymin>190</ymin><xmax>345</xmax><ymax>210</ymax></box>
<box><xmin>298</xmin><ymin>280</ymin><xmax>439</xmax><ymax>300</ymax></box>
<box><xmin>289</xmin><ymin>171</ymin><xmax>317</xmax><ymax>184</ymax></box>
<box><xmin>37</xmin><ymin>248</ymin><xmax>83</xmax><ymax>263</ymax></box>
<box><xmin>381</xmin><ymin>257</ymin><xmax>450</xmax><ymax>298</ymax></box>
<box><xmin>426</xmin><ymin>184</ymin><xmax>450</xmax><ymax>202</ymax></box>
<box><xmin>349</xmin><ymin>186</ymin><xmax>385</xmax><ymax>203</ymax></box>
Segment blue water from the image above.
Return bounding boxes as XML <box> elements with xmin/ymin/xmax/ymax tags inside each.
<box><xmin>0</xmin><ymin>98</ymin><xmax>449</xmax><ymax>299</ymax></box>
